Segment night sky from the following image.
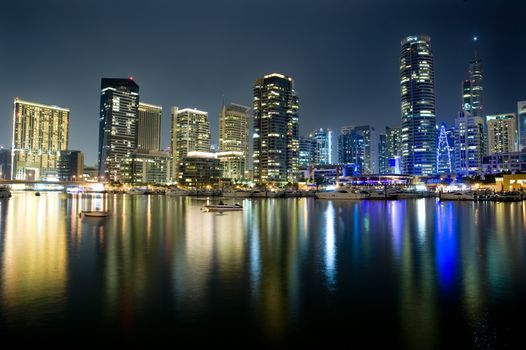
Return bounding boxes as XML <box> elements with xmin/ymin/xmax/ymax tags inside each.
<box><xmin>1</xmin><ymin>0</ymin><xmax>525</xmax><ymax>165</ymax></box>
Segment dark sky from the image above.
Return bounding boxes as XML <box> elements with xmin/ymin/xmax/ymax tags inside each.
<box><xmin>1</xmin><ymin>0</ymin><xmax>525</xmax><ymax>165</ymax></box>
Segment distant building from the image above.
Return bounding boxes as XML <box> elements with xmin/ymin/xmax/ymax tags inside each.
<box><xmin>486</xmin><ymin>113</ymin><xmax>517</xmax><ymax>155</ymax></box>
<box><xmin>400</xmin><ymin>35</ymin><xmax>436</xmax><ymax>175</ymax></box>
<box><xmin>378</xmin><ymin>134</ymin><xmax>387</xmax><ymax>174</ymax></box>
<box><xmin>12</xmin><ymin>98</ymin><xmax>69</xmax><ymax>180</ymax></box>
<box><xmin>436</xmin><ymin>123</ymin><xmax>453</xmax><ymax>174</ymax></box>
<box><xmin>299</xmin><ymin>135</ymin><xmax>316</xmax><ymax>168</ymax></box>
<box><xmin>171</xmin><ymin>107</ymin><xmax>211</xmax><ymax>182</ymax></box>
<box><xmin>455</xmin><ymin>111</ymin><xmax>485</xmax><ymax>176</ymax></box>
<box><xmin>58</xmin><ymin>150</ymin><xmax>84</xmax><ymax>181</ymax></box>
<box><xmin>482</xmin><ymin>151</ymin><xmax>526</xmax><ymax>175</ymax></box>
<box><xmin>217</xmin><ymin>151</ymin><xmax>245</xmax><ymax>181</ymax></box>
<box><xmin>219</xmin><ymin>103</ymin><xmax>250</xmax><ymax>180</ymax></box>
<box><xmin>179</xmin><ymin>151</ymin><xmax>221</xmax><ymax>188</ymax></box>
<box><xmin>338</xmin><ymin>125</ymin><xmax>376</xmax><ymax>174</ymax></box>
<box><xmin>137</xmin><ymin>102</ymin><xmax>162</xmax><ymax>152</ymax></box>
<box><xmin>98</xmin><ymin>78</ymin><xmax>139</xmax><ymax>182</ymax></box>
<box><xmin>0</xmin><ymin>148</ymin><xmax>11</xmax><ymax>180</ymax></box>
<box><xmin>128</xmin><ymin>150</ymin><xmax>170</xmax><ymax>184</ymax></box>
<box><xmin>517</xmin><ymin>101</ymin><xmax>526</xmax><ymax>151</ymax></box>
<box><xmin>312</xmin><ymin>128</ymin><xmax>332</xmax><ymax>165</ymax></box>
<box><xmin>462</xmin><ymin>57</ymin><xmax>484</xmax><ymax>118</ymax></box>
<box><xmin>385</xmin><ymin>126</ymin><xmax>402</xmax><ymax>174</ymax></box>
<box><xmin>253</xmin><ymin>73</ymin><xmax>299</xmax><ymax>184</ymax></box>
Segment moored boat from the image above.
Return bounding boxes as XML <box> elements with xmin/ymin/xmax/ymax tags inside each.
<box><xmin>202</xmin><ymin>201</ymin><xmax>243</xmax><ymax>212</ymax></box>
<box><xmin>316</xmin><ymin>188</ymin><xmax>363</xmax><ymax>200</ymax></box>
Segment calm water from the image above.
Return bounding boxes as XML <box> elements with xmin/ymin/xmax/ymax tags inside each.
<box><xmin>0</xmin><ymin>192</ymin><xmax>525</xmax><ymax>347</ymax></box>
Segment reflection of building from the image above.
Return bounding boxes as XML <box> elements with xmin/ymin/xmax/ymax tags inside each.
<box><xmin>58</xmin><ymin>150</ymin><xmax>84</xmax><ymax>181</ymax></box>
<box><xmin>455</xmin><ymin>111</ymin><xmax>485</xmax><ymax>176</ymax></box>
<box><xmin>312</xmin><ymin>128</ymin><xmax>332</xmax><ymax>165</ymax></box>
<box><xmin>98</xmin><ymin>78</ymin><xmax>139</xmax><ymax>182</ymax></box>
<box><xmin>486</xmin><ymin>114</ymin><xmax>517</xmax><ymax>155</ymax></box>
<box><xmin>137</xmin><ymin>102</ymin><xmax>162</xmax><ymax>152</ymax></box>
<box><xmin>519</xmin><ymin>101</ymin><xmax>526</xmax><ymax>151</ymax></box>
<box><xmin>219</xmin><ymin>103</ymin><xmax>250</xmax><ymax>179</ymax></box>
<box><xmin>0</xmin><ymin>148</ymin><xmax>11</xmax><ymax>180</ymax></box>
<box><xmin>179</xmin><ymin>151</ymin><xmax>221</xmax><ymax>188</ymax></box>
<box><xmin>482</xmin><ymin>151</ymin><xmax>526</xmax><ymax>175</ymax></box>
<box><xmin>129</xmin><ymin>150</ymin><xmax>170</xmax><ymax>184</ymax></box>
<box><xmin>171</xmin><ymin>107</ymin><xmax>211</xmax><ymax>181</ymax></box>
<box><xmin>400</xmin><ymin>35</ymin><xmax>436</xmax><ymax>175</ymax></box>
<box><xmin>12</xmin><ymin>98</ymin><xmax>69</xmax><ymax>180</ymax></box>
<box><xmin>253</xmin><ymin>73</ymin><xmax>299</xmax><ymax>183</ymax></box>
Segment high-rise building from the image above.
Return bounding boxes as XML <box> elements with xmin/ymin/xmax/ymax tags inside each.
<box><xmin>385</xmin><ymin>126</ymin><xmax>402</xmax><ymax>174</ymax></box>
<box><xmin>312</xmin><ymin>128</ymin><xmax>332</xmax><ymax>165</ymax></box>
<box><xmin>486</xmin><ymin>114</ymin><xmax>517</xmax><ymax>155</ymax></box>
<box><xmin>98</xmin><ymin>78</ymin><xmax>139</xmax><ymax>182</ymax></box>
<box><xmin>455</xmin><ymin>111</ymin><xmax>485</xmax><ymax>176</ymax></box>
<box><xmin>0</xmin><ymin>148</ymin><xmax>12</xmax><ymax>180</ymax></box>
<box><xmin>518</xmin><ymin>101</ymin><xmax>526</xmax><ymax>151</ymax></box>
<box><xmin>171</xmin><ymin>107</ymin><xmax>211</xmax><ymax>182</ymax></box>
<box><xmin>436</xmin><ymin>123</ymin><xmax>453</xmax><ymax>174</ymax></box>
<box><xmin>299</xmin><ymin>135</ymin><xmax>316</xmax><ymax>168</ymax></box>
<box><xmin>219</xmin><ymin>103</ymin><xmax>250</xmax><ymax>180</ymax></box>
<box><xmin>462</xmin><ymin>44</ymin><xmax>484</xmax><ymax>118</ymax></box>
<box><xmin>137</xmin><ymin>102</ymin><xmax>162</xmax><ymax>152</ymax></box>
<box><xmin>338</xmin><ymin>125</ymin><xmax>376</xmax><ymax>175</ymax></box>
<box><xmin>12</xmin><ymin>98</ymin><xmax>69</xmax><ymax>180</ymax></box>
<box><xmin>378</xmin><ymin>134</ymin><xmax>387</xmax><ymax>174</ymax></box>
<box><xmin>400</xmin><ymin>35</ymin><xmax>436</xmax><ymax>175</ymax></box>
<box><xmin>253</xmin><ymin>73</ymin><xmax>299</xmax><ymax>183</ymax></box>
<box><xmin>57</xmin><ymin>150</ymin><xmax>84</xmax><ymax>181</ymax></box>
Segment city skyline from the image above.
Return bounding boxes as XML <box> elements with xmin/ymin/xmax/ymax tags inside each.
<box><xmin>1</xmin><ymin>1</ymin><xmax>525</xmax><ymax>165</ymax></box>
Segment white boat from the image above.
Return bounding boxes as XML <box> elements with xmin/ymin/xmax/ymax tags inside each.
<box><xmin>0</xmin><ymin>186</ymin><xmax>11</xmax><ymax>199</ymax></box>
<box><xmin>316</xmin><ymin>188</ymin><xmax>363</xmax><ymax>200</ymax></box>
<box><xmin>166</xmin><ymin>188</ymin><xmax>189</xmax><ymax>196</ymax></box>
<box><xmin>440</xmin><ymin>191</ymin><xmax>475</xmax><ymax>200</ymax></box>
<box><xmin>202</xmin><ymin>201</ymin><xmax>243</xmax><ymax>212</ymax></box>
<box><xmin>80</xmin><ymin>210</ymin><xmax>110</xmax><ymax>218</ymax></box>
<box><xmin>221</xmin><ymin>189</ymin><xmax>252</xmax><ymax>198</ymax></box>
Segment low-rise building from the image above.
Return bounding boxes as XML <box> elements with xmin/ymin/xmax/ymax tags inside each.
<box><xmin>482</xmin><ymin>151</ymin><xmax>526</xmax><ymax>175</ymax></box>
<box><xmin>179</xmin><ymin>151</ymin><xmax>221</xmax><ymax>188</ymax></box>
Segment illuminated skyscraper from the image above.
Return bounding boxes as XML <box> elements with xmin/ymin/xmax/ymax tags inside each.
<box><xmin>171</xmin><ymin>107</ymin><xmax>211</xmax><ymax>181</ymax></box>
<box><xmin>518</xmin><ymin>101</ymin><xmax>526</xmax><ymax>151</ymax></box>
<box><xmin>98</xmin><ymin>78</ymin><xmax>139</xmax><ymax>182</ymax></box>
<box><xmin>455</xmin><ymin>111</ymin><xmax>485</xmax><ymax>176</ymax></box>
<box><xmin>312</xmin><ymin>128</ymin><xmax>332</xmax><ymax>165</ymax></box>
<box><xmin>400</xmin><ymin>35</ymin><xmax>436</xmax><ymax>175</ymax></box>
<box><xmin>486</xmin><ymin>114</ymin><xmax>517</xmax><ymax>154</ymax></box>
<box><xmin>12</xmin><ymin>98</ymin><xmax>69</xmax><ymax>180</ymax></box>
<box><xmin>219</xmin><ymin>103</ymin><xmax>250</xmax><ymax>179</ymax></box>
<box><xmin>385</xmin><ymin>126</ymin><xmax>402</xmax><ymax>174</ymax></box>
<box><xmin>137</xmin><ymin>102</ymin><xmax>162</xmax><ymax>152</ymax></box>
<box><xmin>253</xmin><ymin>73</ymin><xmax>299</xmax><ymax>183</ymax></box>
<box><xmin>436</xmin><ymin>123</ymin><xmax>453</xmax><ymax>174</ymax></box>
<box><xmin>378</xmin><ymin>134</ymin><xmax>387</xmax><ymax>174</ymax></box>
<box><xmin>462</xmin><ymin>39</ymin><xmax>484</xmax><ymax>118</ymax></box>
<box><xmin>299</xmin><ymin>135</ymin><xmax>316</xmax><ymax>168</ymax></box>
<box><xmin>338</xmin><ymin>125</ymin><xmax>376</xmax><ymax>174</ymax></box>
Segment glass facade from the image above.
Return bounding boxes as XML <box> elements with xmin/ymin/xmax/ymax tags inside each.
<box><xmin>518</xmin><ymin>101</ymin><xmax>526</xmax><ymax>151</ymax></box>
<box><xmin>219</xmin><ymin>103</ymin><xmax>250</xmax><ymax>180</ymax></box>
<box><xmin>137</xmin><ymin>102</ymin><xmax>162</xmax><ymax>152</ymax></box>
<box><xmin>400</xmin><ymin>35</ymin><xmax>436</xmax><ymax>175</ymax></box>
<box><xmin>486</xmin><ymin>114</ymin><xmax>517</xmax><ymax>155</ymax></box>
<box><xmin>312</xmin><ymin>128</ymin><xmax>332</xmax><ymax>165</ymax></box>
<box><xmin>454</xmin><ymin>111</ymin><xmax>485</xmax><ymax>176</ymax></box>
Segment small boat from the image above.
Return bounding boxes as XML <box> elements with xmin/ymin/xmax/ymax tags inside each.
<box><xmin>202</xmin><ymin>201</ymin><xmax>243</xmax><ymax>212</ymax></box>
<box><xmin>0</xmin><ymin>186</ymin><xmax>11</xmax><ymax>199</ymax></box>
<box><xmin>316</xmin><ymin>188</ymin><xmax>363</xmax><ymax>200</ymax></box>
<box><xmin>35</xmin><ymin>192</ymin><xmax>41</xmax><ymax>197</ymax></box>
<box><xmin>80</xmin><ymin>210</ymin><xmax>110</xmax><ymax>218</ymax></box>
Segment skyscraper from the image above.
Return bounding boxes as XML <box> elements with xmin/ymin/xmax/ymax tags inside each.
<box><xmin>337</xmin><ymin>125</ymin><xmax>376</xmax><ymax>175</ymax></box>
<box><xmin>299</xmin><ymin>135</ymin><xmax>316</xmax><ymax>168</ymax></box>
<box><xmin>486</xmin><ymin>114</ymin><xmax>517</xmax><ymax>155</ymax></box>
<box><xmin>385</xmin><ymin>126</ymin><xmax>402</xmax><ymax>174</ymax></box>
<box><xmin>518</xmin><ymin>101</ymin><xmax>526</xmax><ymax>151</ymax></box>
<box><xmin>462</xmin><ymin>43</ymin><xmax>484</xmax><ymax>118</ymax></box>
<box><xmin>137</xmin><ymin>102</ymin><xmax>162</xmax><ymax>152</ymax></box>
<box><xmin>436</xmin><ymin>123</ymin><xmax>453</xmax><ymax>174</ymax></box>
<box><xmin>253</xmin><ymin>73</ymin><xmax>299</xmax><ymax>183</ymax></box>
<box><xmin>98</xmin><ymin>78</ymin><xmax>139</xmax><ymax>182</ymax></box>
<box><xmin>378</xmin><ymin>134</ymin><xmax>387</xmax><ymax>174</ymax></box>
<box><xmin>312</xmin><ymin>128</ymin><xmax>332</xmax><ymax>165</ymax></box>
<box><xmin>219</xmin><ymin>103</ymin><xmax>250</xmax><ymax>179</ymax></box>
<box><xmin>400</xmin><ymin>35</ymin><xmax>436</xmax><ymax>175</ymax></box>
<box><xmin>171</xmin><ymin>107</ymin><xmax>211</xmax><ymax>181</ymax></box>
<box><xmin>12</xmin><ymin>98</ymin><xmax>69</xmax><ymax>180</ymax></box>
<box><xmin>455</xmin><ymin>111</ymin><xmax>485</xmax><ymax>176</ymax></box>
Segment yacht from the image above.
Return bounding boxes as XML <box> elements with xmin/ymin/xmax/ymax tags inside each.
<box><xmin>439</xmin><ymin>191</ymin><xmax>475</xmax><ymax>200</ymax></box>
<box><xmin>0</xmin><ymin>186</ymin><xmax>11</xmax><ymax>199</ymax></box>
<box><xmin>202</xmin><ymin>201</ymin><xmax>243</xmax><ymax>212</ymax></box>
<box><xmin>166</xmin><ymin>188</ymin><xmax>189</xmax><ymax>196</ymax></box>
<box><xmin>316</xmin><ymin>188</ymin><xmax>363</xmax><ymax>200</ymax></box>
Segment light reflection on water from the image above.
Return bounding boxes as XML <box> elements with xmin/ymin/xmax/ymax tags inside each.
<box><xmin>0</xmin><ymin>193</ymin><xmax>525</xmax><ymax>347</ymax></box>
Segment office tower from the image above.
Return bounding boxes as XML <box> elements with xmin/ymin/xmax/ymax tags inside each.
<box><xmin>219</xmin><ymin>103</ymin><xmax>250</xmax><ymax>179</ymax></box>
<box><xmin>486</xmin><ymin>114</ymin><xmax>517</xmax><ymax>154</ymax></box>
<box><xmin>400</xmin><ymin>35</ymin><xmax>436</xmax><ymax>175</ymax></box>
<box><xmin>378</xmin><ymin>134</ymin><xmax>387</xmax><ymax>174</ymax></box>
<box><xmin>518</xmin><ymin>101</ymin><xmax>526</xmax><ymax>151</ymax></box>
<box><xmin>98</xmin><ymin>78</ymin><xmax>139</xmax><ymax>182</ymax></box>
<box><xmin>0</xmin><ymin>148</ymin><xmax>12</xmax><ymax>180</ymax></box>
<box><xmin>171</xmin><ymin>107</ymin><xmax>211</xmax><ymax>181</ymax></box>
<box><xmin>385</xmin><ymin>126</ymin><xmax>402</xmax><ymax>174</ymax></box>
<box><xmin>354</xmin><ymin>125</ymin><xmax>377</xmax><ymax>174</ymax></box>
<box><xmin>462</xmin><ymin>44</ymin><xmax>484</xmax><ymax>118</ymax></box>
<box><xmin>299</xmin><ymin>135</ymin><xmax>316</xmax><ymax>168</ymax></box>
<box><xmin>338</xmin><ymin>125</ymin><xmax>377</xmax><ymax>175</ymax></box>
<box><xmin>57</xmin><ymin>150</ymin><xmax>84</xmax><ymax>181</ymax></box>
<box><xmin>436</xmin><ymin>123</ymin><xmax>453</xmax><ymax>174</ymax></box>
<box><xmin>253</xmin><ymin>73</ymin><xmax>299</xmax><ymax>183</ymax></box>
<box><xmin>137</xmin><ymin>102</ymin><xmax>162</xmax><ymax>152</ymax></box>
<box><xmin>454</xmin><ymin>111</ymin><xmax>485</xmax><ymax>176</ymax></box>
<box><xmin>12</xmin><ymin>98</ymin><xmax>69</xmax><ymax>180</ymax></box>
<box><xmin>311</xmin><ymin>128</ymin><xmax>332</xmax><ymax>165</ymax></box>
